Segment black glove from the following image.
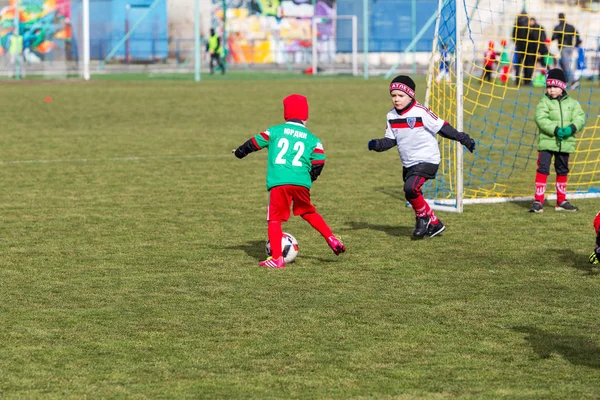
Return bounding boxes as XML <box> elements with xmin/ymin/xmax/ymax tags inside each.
<box><xmin>368</xmin><ymin>140</ymin><xmax>377</xmax><ymax>151</ymax></box>
<box><xmin>234</xmin><ymin>148</ymin><xmax>246</xmax><ymax>159</ymax></box>
<box><xmin>462</xmin><ymin>137</ymin><xmax>476</xmax><ymax>153</ymax></box>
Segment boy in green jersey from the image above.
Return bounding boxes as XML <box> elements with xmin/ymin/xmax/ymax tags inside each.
<box><xmin>233</xmin><ymin>94</ymin><xmax>346</xmax><ymax>268</ymax></box>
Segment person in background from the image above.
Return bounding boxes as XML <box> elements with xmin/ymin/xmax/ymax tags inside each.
<box><xmin>436</xmin><ymin>43</ymin><xmax>452</xmax><ymax>84</ymax></box>
<box><xmin>570</xmin><ymin>45</ymin><xmax>586</xmax><ymax>89</ymax></box>
<box><xmin>9</xmin><ymin>27</ymin><xmax>25</xmax><ymax>79</ymax></box>
<box><xmin>206</xmin><ymin>28</ymin><xmax>225</xmax><ymax>75</ymax></box>
<box><xmin>542</xmin><ymin>38</ymin><xmax>555</xmax><ymax>70</ymax></box>
<box><xmin>512</xmin><ymin>10</ymin><xmax>530</xmax><ymax>85</ymax></box>
<box><xmin>522</xmin><ymin>17</ymin><xmax>547</xmax><ymax>86</ymax></box>
<box><xmin>499</xmin><ymin>39</ymin><xmax>511</xmax><ymax>84</ymax></box>
<box><xmin>482</xmin><ymin>40</ymin><xmax>497</xmax><ymax>83</ymax></box>
<box><xmin>552</xmin><ymin>12</ymin><xmax>581</xmax><ymax>84</ymax></box>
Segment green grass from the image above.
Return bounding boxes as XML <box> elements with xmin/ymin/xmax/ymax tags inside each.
<box><xmin>1</xmin><ymin>77</ymin><xmax>600</xmax><ymax>399</ymax></box>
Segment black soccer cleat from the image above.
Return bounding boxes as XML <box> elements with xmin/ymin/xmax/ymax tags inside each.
<box><xmin>529</xmin><ymin>201</ymin><xmax>543</xmax><ymax>213</ymax></box>
<box><xmin>555</xmin><ymin>201</ymin><xmax>578</xmax><ymax>212</ymax></box>
<box><xmin>426</xmin><ymin>220</ymin><xmax>446</xmax><ymax>238</ymax></box>
<box><xmin>413</xmin><ymin>216</ymin><xmax>430</xmax><ymax>238</ymax></box>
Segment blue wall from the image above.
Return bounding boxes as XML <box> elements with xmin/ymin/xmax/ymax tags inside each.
<box><xmin>72</xmin><ymin>0</ymin><xmax>168</xmax><ymax>60</ymax></box>
<box><xmin>336</xmin><ymin>0</ymin><xmax>454</xmax><ymax>53</ymax></box>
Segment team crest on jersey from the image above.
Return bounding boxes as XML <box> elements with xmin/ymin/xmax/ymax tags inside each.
<box><xmin>407</xmin><ymin>117</ymin><xmax>417</xmax><ymax>129</ymax></box>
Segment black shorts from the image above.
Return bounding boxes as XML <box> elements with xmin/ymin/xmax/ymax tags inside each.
<box><xmin>403</xmin><ymin>162</ymin><xmax>439</xmax><ymax>182</ymax></box>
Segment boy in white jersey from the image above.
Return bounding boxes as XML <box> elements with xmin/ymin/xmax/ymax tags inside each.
<box><xmin>368</xmin><ymin>75</ymin><xmax>476</xmax><ymax>238</ymax></box>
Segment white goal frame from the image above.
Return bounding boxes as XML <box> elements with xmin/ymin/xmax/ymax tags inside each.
<box><xmin>311</xmin><ymin>15</ymin><xmax>358</xmax><ymax>76</ymax></box>
<box><xmin>426</xmin><ymin>0</ymin><xmax>600</xmax><ymax>213</ymax></box>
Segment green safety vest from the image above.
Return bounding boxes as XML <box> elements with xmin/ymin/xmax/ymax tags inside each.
<box><xmin>208</xmin><ymin>35</ymin><xmax>222</xmax><ymax>55</ymax></box>
<box><xmin>260</xmin><ymin>0</ymin><xmax>280</xmax><ymax>16</ymax></box>
<box><xmin>9</xmin><ymin>35</ymin><xmax>23</xmax><ymax>54</ymax></box>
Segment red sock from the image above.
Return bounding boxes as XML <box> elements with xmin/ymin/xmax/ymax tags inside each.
<box><xmin>501</xmin><ymin>66</ymin><xmax>509</xmax><ymax>83</ymax></box>
<box><xmin>302</xmin><ymin>212</ymin><xmax>333</xmax><ymax>239</ymax></box>
<box><xmin>534</xmin><ymin>172</ymin><xmax>548</xmax><ymax>203</ymax></box>
<box><xmin>556</xmin><ymin>175</ymin><xmax>568</xmax><ymax>204</ymax></box>
<box><xmin>267</xmin><ymin>221</ymin><xmax>283</xmax><ymax>259</ymax></box>
<box><xmin>408</xmin><ymin>195</ymin><xmax>428</xmax><ymax>218</ymax></box>
<box><xmin>428</xmin><ymin>208</ymin><xmax>439</xmax><ymax>224</ymax></box>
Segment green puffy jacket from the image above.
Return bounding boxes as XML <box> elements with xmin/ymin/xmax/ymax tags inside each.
<box><xmin>534</xmin><ymin>92</ymin><xmax>586</xmax><ymax>154</ymax></box>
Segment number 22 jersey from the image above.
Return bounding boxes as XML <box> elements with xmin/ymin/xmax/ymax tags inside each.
<box><xmin>252</xmin><ymin>121</ymin><xmax>326</xmax><ymax>190</ymax></box>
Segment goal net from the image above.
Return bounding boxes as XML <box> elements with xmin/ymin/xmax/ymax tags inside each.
<box><xmin>425</xmin><ymin>0</ymin><xmax>600</xmax><ymax>210</ymax></box>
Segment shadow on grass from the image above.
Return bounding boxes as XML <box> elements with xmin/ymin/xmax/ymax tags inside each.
<box><xmin>375</xmin><ymin>186</ymin><xmax>405</xmax><ymax>201</ymax></box>
<box><xmin>512</xmin><ymin>326</ymin><xmax>600</xmax><ymax>369</ymax></box>
<box><xmin>512</xmin><ymin>199</ymin><xmax>535</xmax><ymax>211</ymax></box>
<box><xmin>224</xmin><ymin>240</ymin><xmax>265</xmax><ymax>261</ymax></box>
<box><xmin>549</xmin><ymin>248</ymin><xmax>600</xmax><ymax>276</ymax></box>
<box><xmin>224</xmin><ymin>240</ymin><xmax>342</xmax><ymax>264</ymax></box>
<box><xmin>342</xmin><ymin>221</ymin><xmax>414</xmax><ymax>238</ymax></box>
<box><xmin>299</xmin><ymin>254</ymin><xmax>340</xmax><ymax>263</ymax></box>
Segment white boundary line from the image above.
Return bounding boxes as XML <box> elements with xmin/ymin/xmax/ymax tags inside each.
<box><xmin>0</xmin><ymin>154</ymin><xmax>234</xmax><ymax>165</ymax></box>
<box><xmin>430</xmin><ymin>192</ymin><xmax>600</xmax><ymax>209</ymax></box>
<box><xmin>0</xmin><ymin>149</ymin><xmax>368</xmax><ymax>166</ymax></box>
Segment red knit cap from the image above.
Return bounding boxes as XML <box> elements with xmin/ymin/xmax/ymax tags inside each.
<box><xmin>283</xmin><ymin>94</ymin><xmax>309</xmax><ymax>121</ymax></box>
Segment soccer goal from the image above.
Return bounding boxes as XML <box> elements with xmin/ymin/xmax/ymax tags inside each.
<box><xmin>311</xmin><ymin>15</ymin><xmax>358</xmax><ymax>76</ymax></box>
<box><xmin>424</xmin><ymin>0</ymin><xmax>600</xmax><ymax>212</ymax></box>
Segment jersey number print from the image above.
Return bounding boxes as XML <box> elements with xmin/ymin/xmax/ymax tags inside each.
<box><xmin>275</xmin><ymin>138</ymin><xmax>305</xmax><ymax>167</ymax></box>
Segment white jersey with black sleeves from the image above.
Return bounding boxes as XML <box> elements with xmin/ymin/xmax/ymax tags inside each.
<box><xmin>384</xmin><ymin>101</ymin><xmax>446</xmax><ymax>168</ymax></box>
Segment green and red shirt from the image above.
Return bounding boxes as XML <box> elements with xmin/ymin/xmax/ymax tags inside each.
<box><xmin>251</xmin><ymin>121</ymin><xmax>325</xmax><ymax>190</ymax></box>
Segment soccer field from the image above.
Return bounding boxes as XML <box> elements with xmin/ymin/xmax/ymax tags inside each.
<box><xmin>2</xmin><ymin>75</ymin><xmax>600</xmax><ymax>398</ymax></box>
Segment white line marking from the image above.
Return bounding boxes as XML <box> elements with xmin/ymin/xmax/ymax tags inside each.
<box><xmin>0</xmin><ymin>153</ymin><xmax>233</xmax><ymax>165</ymax></box>
<box><xmin>0</xmin><ymin>149</ymin><xmax>364</xmax><ymax>166</ymax></box>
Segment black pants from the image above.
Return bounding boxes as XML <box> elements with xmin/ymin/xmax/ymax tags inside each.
<box><xmin>537</xmin><ymin>150</ymin><xmax>570</xmax><ymax>176</ymax></box>
<box><xmin>403</xmin><ymin>163</ymin><xmax>439</xmax><ymax>200</ymax></box>
<box><xmin>210</xmin><ymin>53</ymin><xmax>225</xmax><ymax>74</ymax></box>
<box><xmin>513</xmin><ymin>49</ymin><xmax>524</xmax><ymax>82</ymax></box>
<box><xmin>482</xmin><ymin>65</ymin><xmax>494</xmax><ymax>81</ymax></box>
<box><xmin>522</xmin><ymin>54</ymin><xmax>537</xmax><ymax>84</ymax></box>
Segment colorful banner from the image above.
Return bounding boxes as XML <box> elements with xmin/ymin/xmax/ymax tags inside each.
<box><xmin>0</xmin><ymin>0</ymin><xmax>72</xmax><ymax>62</ymax></box>
<box><xmin>212</xmin><ymin>0</ymin><xmax>336</xmax><ymax>64</ymax></box>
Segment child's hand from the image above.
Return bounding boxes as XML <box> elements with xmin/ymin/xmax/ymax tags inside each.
<box><xmin>459</xmin><ymin>136</ymin><xmax>476</xmax><ymax>153</ymax></box>
<box><xmin>464</xmin><ymin>138</ymin><xmax>476</xmax><ymax>153</ymax></box>
<box><xmin>556</xmin><ymin>127</ymin><xmax>574</xmax><ymax>141</ymax></box>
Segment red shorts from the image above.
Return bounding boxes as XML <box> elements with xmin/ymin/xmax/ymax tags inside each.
<box><xmin>267</xmin><ymin>185</ymin><xmax>316</xmax><ymax>222</ymax></box>
<box><xmin>594</xmin><ymin>211</ymin><xmax>600</xmax><ymax>235</ymax></box>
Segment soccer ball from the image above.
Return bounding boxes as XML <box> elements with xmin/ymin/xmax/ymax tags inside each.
<box><xmin>265</xmin><ymin>232</ymin><xmax>299</xmax><ymax>263</ymax></box>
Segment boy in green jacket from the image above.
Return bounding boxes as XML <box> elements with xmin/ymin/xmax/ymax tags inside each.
<box><xmin>530</xmin><ymin>69</ymin><xmax>586</xmax><ymax>213</ymax></box>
